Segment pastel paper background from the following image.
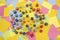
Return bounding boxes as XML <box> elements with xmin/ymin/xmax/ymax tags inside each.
<box><xmin>0</xmin><ymin>0</ymin><xmax>60</xmax><ymax>40</ymax></box>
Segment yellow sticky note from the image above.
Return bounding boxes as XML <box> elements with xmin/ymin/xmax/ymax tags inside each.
<box><xmin>0</xmin><ymin>16</ymin><xmax>2</xmax><ymax>23</ymax></box>
<box><xmin>49</xmin><ymin>16</ymin><xmax>60</xmax><ymax>28</ymax></box>
<box><xmin>0</xmin><ymin>0</ymin><xmax>5</xmax><ymax>2</ymax></box>
<box><xmin>58</xmin><ymin>20</ymin><xmax>60</xmax><ymax>24</ymax></box>
<box><xmin>18</xmin><ymin>0</ymin><xmax>25</xmax><ymax>2</ymax></box>
<box><xmin>3</xmin><ymin>29</ymin><xmax>17</xmax><ymax>40</ymax></box>
<box><xmin>32</xmin><ymin>1</ymin><xmax>42</xmax><ymax>9</ymax></box>
<box><xmin>8</xmin><ymin>29</ymin><xmax>16</xmax><ymax>37</ymax></box>
<box><xmin>35</xmin><ymin>27</ymin><xmax>49</xmax><ymax>40</ymax></box>
<box><xmin>0</xmin><ymin>3</ymin><xmax>6</xmax><ymax>7</ymax></box>
<box><xmin>0</xmin><ymin>19</ymin><xmax>10</xmax><ymax>32</ymax></box>
<box><xmin>0</xmin><ymin>0</ymin><xmax>6</xmax><ymax>6</ymax></box>
<box><xmin>44</xmin><ymin>0</ymin><xmax>48</xmax><ymax>1</ymax></box>
<box><xmin>4</xmin><ymin>5</ymin><xmax>14</xmax><ymax>17</ymax></box>
<box><xmin>56</xmin><ymin>35</ymin><xmax>60</xmax><ymax>40</ymax></box>
<box><xmin>16</xmin><ymin>0</ymin><xmax>26</xmax><ymax>7</ymax></box>
<box><xmin>42</xmin><ymin>1</ymin><xmax>52</xmax><ymax>9</ymax></box>
<box><xmin>7</xmin><ymin>35</ymin><xmax>18</xmax><ymax>40</ymax></box>
<box><xmin>35</xmin><ymin>24</ymin><xmax>50</xmax><ymax>40</ymax></box>
<box><xmin>0</xmin><ymin>36</ymin><xmax>4</xmax><ymax>40</ymax></box>
<box><xmin>48</xmin><ymin>9</ymin><xmax>58</xmax><ymax>17</ymax></box>
<box><xmin>56</xmin><ymin>0</ymin><xmax>60</xmax><ymax>6</ymax></box>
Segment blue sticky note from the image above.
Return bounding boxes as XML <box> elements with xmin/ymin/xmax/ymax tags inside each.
<box><xmin>38</xmin><ymin>0</ymin><xmax>43</xmax><ymax>5</ymax></box>
<box><xmin>0</xmin><ymin>32</ymin><xmax>3</xmax><ymax>36</ymax></box>
<box><xmin>57</xmin><ymin>8</ymin><xmax>60</xmax><ymax>20</ymax></box>
<box><xmin>6</xmin><ymin>0</ymin><xmax>18</xmax><ymax>8</ymax></box>
<box><xmin>18</xmin><ymin>37</ymin><xmax>21</xmax><ymax>40</ymax></box>
<box><xmin>48</xmin><ymin>0</ymin><xmax>56</xmax><ymax>5</ymax></box>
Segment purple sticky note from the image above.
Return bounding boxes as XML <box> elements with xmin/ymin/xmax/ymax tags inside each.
<box><xmin>0</xmin><ymin>5</ymin><xmax>6</xmax><ymax>16</ymax></box>
<box><xmin>41</xmin><ymin>6</ymin><xmax>49</xmax><ymax>14</ymax></box>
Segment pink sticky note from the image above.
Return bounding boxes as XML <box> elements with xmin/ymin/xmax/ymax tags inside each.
<box><xmin>30</xmin><ymin>0</ymin><xmax>35</xmax><ymax>2</ymax></box>
<box><xmin>3</xmin><ymin>16</ymin><xmax>11</xmax><ymax>23</ymax></box>
<box><xmin>41</xmin><ymin>6</ymin><xmax>49</xmax><ymax>14</ymax></box>
<box><xmin>25</xmin><ymin>0</ymin><xmax>28</xmax><ymax>2</ymax></box>
<box><xmin>48</xmin><ymin>24</ymin><xmax>60</xmax><ymax>40</ymax></box>
<box><xmin>0</xmin><ymin>5</ymin><xmax>6</xmax><ymax>16</ymax></box>
<box><xmin>3</xmin><ymin>16</ymin><xmax>12</xmax><ymax>26</ymax></box>
<box><xmin>52</xmin><ymin>5</ymin><xmax>59</xmax><ymax>10</ymax></box>
<box><xmin>26</xmin><ymin>31</ymin><xmax>36</xmax><ymax>40</ymax></box>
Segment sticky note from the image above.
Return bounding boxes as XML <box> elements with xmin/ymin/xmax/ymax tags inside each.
<box><xmin>0</xmin><ymin>32</ymin><xmax>3</xmax><ymax>36</ymax></box>
<box><xmin>42</xmin><ymin>1</ymin><xmax>52</xmax><ymax>10</ymax></box>
<box><xmin>3</xmin><ymin>29</ymin><xmax>17</xmax><ymax>40</ymax></box>
<box><xmin>48</xmin><ymin>24</ymin><xmax>59</xmax><ymax>40</ymax></box>
<box><xmin>6</xmin><ymin>0</ymin><xmax>18</xmax><ymax>8</ymax></box>
<box><xmin>35</xmin><ymin>23</ymin><xmax>49</xmax><ymax>40</ymax></box>
<box><xmin>0</xmin><ymin>19</ymin><xmax>10</xmax><ymax>32</ymax></box>
<box><xmin>56</xmin><ymin>0</ymin><xmax>60</xmax><ymax>6</ymax></box>
<box><xmin>35</xmin><ymin>31</ymin><xmax>49</xmax><ymax>40</ymax></box>
<box><xmin>52</xmin><ymin>5</ymin><xmax>59</xmax><ymax>10</ymax></box>
<box><xmin>7</xmin><ymin>35</ymin><xmax>18</xmax><ymax>40</ymax></box>
<box><xmin>56</xmin><ymin>35</ymin><xmax>60</xmax><ymax>40</ymax></box>
<box><xmin>44</xmin><ymin>0</ymin><xmax>48</xmax><ymax>1</ymax></box>
<box><xmin>26</xmin><ymin>32</ymin><xmax>36</xmax><ymax>40</ymax></box>
<box><xmin>4</xmin><ymin>5</ymin><xmax>14</xmax><ymax>17</ymax></box>
<box><xmin>18</xmin><ymin>0</ymin><xmax>24</xmax><ymax>2</ymax></box>
<box><xmin>41</xmin><ymin>6</ymin><xmax>49</xmax><ymax>14</ymax></box>
<box><xmin>0</xmin><ymin>3</ymin><xmax>6</xmax><ymax>6</ymax></box>
<box><xmin>48</xmin><ymin>0</ymin><xmax>56</xmax><ymax>5</ymax></box>
<box><xmin>30</xmin><ymin>0</ymin><xmax>35</xmax><ymax>2</ymax></box>
<box><xmin>48</xmin><ymin>9</ymin><xmax>58</xmax><ymax>17</ymax></box>
<box><xmin>32</xmin><ymin>1</ymin><xmax>42</xmax><ymax>9</ymax></box>
<box><xmin>0</xmin><ymin>0</ymin><xmax>5</xmax><ymax>2</ymax></box>
<box><xmin>3</xmin><ymin>16</ymin><xmax>11</xmax><ymax>23</ymax></box>
<box><xmin>18</xmin><ymin>37</ymin><xmax>21</xmax><ymax>40</ymax></box>
<box><xmin>49</xmin><ymin>16</ymin><xmax>60</xmax><ymax>28</ymax></box>
<box><xmin>16</xmin><ymin>0</ymin><xmax>26</xmax><ymax>7</ymax></box>
<box><xmin>0</xmin><ymin>5</ymin><xmax>6</xmax><ymax>16</ymax></box>
<box><xmin>8</xmin><ymin>29</ymin><xmax>16</xmax><ymax>36</ymax></box>
<box><xmin>0</xmin><ymin>36</ymin><xmax>4</xmax><ymax>40</ymax></box>
<box><xmin>0</xmin><ymin>0</ymin><xmax>5</xmax><ymax>6</ymax></box>
<box><xmin>0</xmin><ymin>16</ymin><xmax>2</xmax><ymax>23</ymax></box>
<box><xmin>38</xmin><ymin>0</ymin><xmax>43</xmax><ymax>5</ymax></box>
<box><xmin>57</xmin><ymin>9</ymin><xmax>60</xmax><ymax>20</ymax></box>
